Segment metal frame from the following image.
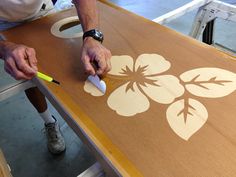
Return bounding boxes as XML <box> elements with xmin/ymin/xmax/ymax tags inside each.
<box><xmin>190</xmin><ymin>0</ymin><xmax>236</xmax><ymax>39</ymax></box>
<box><xmin>153</xmin><ymin>0</ymin><xmax>213</xmax><ymax>24</ymax></box>
<box><xmin>77</xmin><ymin>162</ymin><xmax>104</xmax><ymax>177</ymax></box>
<box><xmin>153</xmin><ymin>0</ymin><xmax>236</xmax><ymax>52</ymax></box>
<box><xmin>0</xmin><ymin>81</ymin><xmax>35</xmax><ymax>102</ymax></box>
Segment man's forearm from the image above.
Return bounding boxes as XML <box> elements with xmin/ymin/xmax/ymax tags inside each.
<box><xmin>73</xmin><ymin>0</ymin><xmax>98</xmax><ymax>32</ymax></box>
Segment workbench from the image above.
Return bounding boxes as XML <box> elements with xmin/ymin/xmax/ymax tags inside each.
<box><xmin>2</xmin><ymin>1</ymin><xmax>236</xmax><ymax>176</ymax></box>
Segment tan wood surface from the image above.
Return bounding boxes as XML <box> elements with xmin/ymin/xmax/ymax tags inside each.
<box><xmin>0</xmin><ymin>149</ymin><xmax>12</xmax><ymax>177</ymax></box>
<box><xmin>2</xmin><ymin>1</ymin><xmax>236</xmax><ymax>176</ymax></box>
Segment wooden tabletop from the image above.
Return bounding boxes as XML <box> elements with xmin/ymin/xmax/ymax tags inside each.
<box><xmin>2</xmin><ymin>1</ymin><xmax>236</xmax><ymax>176</ymax></box>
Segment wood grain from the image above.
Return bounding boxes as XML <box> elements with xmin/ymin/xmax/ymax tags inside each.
<box><xmin>2</xmin><ymin>1</ymin><xmax>236</xmax><ymax>176</ymax></box>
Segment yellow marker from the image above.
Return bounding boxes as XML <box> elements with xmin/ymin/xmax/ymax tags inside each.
<box><xmin>37</xmin><ymin>72</ymin><xmax>60</xmax><ymax>85</ymax></box>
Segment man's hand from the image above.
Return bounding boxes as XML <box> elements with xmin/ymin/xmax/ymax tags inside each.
<box><xmin>81</xmin><ymin>37</ymin><xmax>111</xmax><ymax>76</ymax></box>
<box><xmin>1</xmin><ymin>41</ymin><xmax>38</xmax><ymax>80</ymax></box>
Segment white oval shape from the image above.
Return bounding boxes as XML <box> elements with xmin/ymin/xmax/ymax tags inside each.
<box><xmin>51</xmin><ymin>16</ymin><xmax>83</xmax><ymax>38</ymax></box>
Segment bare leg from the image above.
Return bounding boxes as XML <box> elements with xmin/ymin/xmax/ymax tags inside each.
<box><xmin>24</xmin><ymin>87</ymin><xmax>66</xmax><ymax>154</ymax></box>
<box><xmin>24</xmin><ymin>87</ymin><xmax>47</xmax><ymax>113</ymax></box>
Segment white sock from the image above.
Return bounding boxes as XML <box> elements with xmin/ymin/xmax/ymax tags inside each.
<box><xmin>39</xmin><ymin>109</ymin><xmax>55</xmax><ymax>124</ymax></box>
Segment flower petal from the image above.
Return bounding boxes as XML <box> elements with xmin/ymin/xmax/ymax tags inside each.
<box><xmin>108</xmin><ymin>55</ymin><xmax>134</xmax><ymax>76</ymax></box>
<box><xmin>140</xmin><ymin>75</ymin><xmax>185</xmax><ymax>104</ymax></box>
<box><xmin>135</xmin><ymin>54</ymin><xmax>171</xmax><ymax>75</ymax></box>
<box><xmin>107</xmin><ymin>82</ymin><xmax>150</xmax><ymax>116</ymax></box>
<box><xmin>84</xmin><ymin>79</ymin><xmax>104</xmax><ymax>96</ymax></box>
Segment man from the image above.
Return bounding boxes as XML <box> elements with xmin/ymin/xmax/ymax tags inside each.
<box><xmin>0</xmin><ymin>0</ymin><xmax>112</xmax><ymax>154</ymax></box>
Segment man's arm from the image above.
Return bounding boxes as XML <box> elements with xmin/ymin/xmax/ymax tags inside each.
<box><xmin>73</xmin><ymin>0</ymin><xmax>111</xmax><ymax>76</ymax></box>
<box><xmin>73</xmin><ymin>0</ymin><xmax>98</xmax><ymax>32</ymax></box>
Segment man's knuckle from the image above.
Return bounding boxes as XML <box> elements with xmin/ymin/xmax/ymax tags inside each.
<box><xmin>17</xmin><ymin>63</ymin><xmax>25</xmax><ymax>70</ymax></box>
<box><xmin>12</xmin><ymin>50</ymin><xmax>18</xmax><ymax>56</ymax></box>
<box><xmin>15</xmin><ymin>75</ymin><xmax>21</xmax><ymax>80</ymax></box>
<box><xmin>5</xmin><ymin>59</ymin><xmax>11</xmax><ymax>65</ymax></box>
<box><xmin>81</xmin><ymin>56</ymin><xmax>87</xmax><ymax>63</ymax></box>
<box><xmin>28</xmin><ymin>47</ymin><xmax>34</xmax><ymax>51</ymax></box>
<box><xmin>28</xmin><ymin>47</ymin><xmax>35</xmax><ymax>54</ymax></box>
<box><xmin>96</xmin><ymin>54</ymin><xmax>102</xmax><ymax>59</ymax></box>
<box><xmin>107</xmin><ymin>50</ymin><xmax>112</xmax><ymax>57</ymax></box>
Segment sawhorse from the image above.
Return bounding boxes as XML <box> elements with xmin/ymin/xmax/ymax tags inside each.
<box><xmin>153</xmin><ymin>0</ymin><xmax>236</xmax><ymax>53</ymax></box>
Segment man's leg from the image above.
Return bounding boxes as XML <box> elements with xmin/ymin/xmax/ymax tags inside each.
<box><xmin>25</xmin><ymin>87</ymin><xmax>47</xmax><ymax>112</ymax></box>
<box><xmin>24</xmin><ymin>1</ymin><xmax>65</xmax><ymax>155</ymax></box>
<box><xmin>25</xmin><ymin>87</ymin><xmax>66</xmax><ymax>154</ymax></box>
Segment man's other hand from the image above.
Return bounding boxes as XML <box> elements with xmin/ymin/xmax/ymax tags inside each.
<box><xmin>81</xmin><ymin>37</ymin><xmax>111</xmax><ymax>76</ymax></box>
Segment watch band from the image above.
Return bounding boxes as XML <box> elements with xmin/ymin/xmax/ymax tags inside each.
<box><xmin>83</xmin><ymin>29</ymin><xmax>104</xmax><ymax>43</ymax></box>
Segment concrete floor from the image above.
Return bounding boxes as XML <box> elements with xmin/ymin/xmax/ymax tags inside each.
<box><xmin>0</xmin><ymin>60</ymin><xmax>96</xmax><ymax>177</ymax></box>
<box><xmin>0</xmin><ymin>0</ymin><xmax>235</xmax><ymax>177</ymax></box>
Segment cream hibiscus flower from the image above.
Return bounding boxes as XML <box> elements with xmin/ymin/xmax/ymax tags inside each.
<box><xmin>107</xmin><ymin>54</ymin><xmax>185</xmax><ymax>116</ymax></box>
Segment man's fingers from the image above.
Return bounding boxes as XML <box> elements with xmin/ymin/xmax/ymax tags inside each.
<box><xmin>95</xmin><ymin>54</ymin><xmax>107</xmax><ymax>75</ymax></box>
<box><xmin>14</xmin><ymin>51</ymin><xmax>36</xmax><ymax>75</ymax></box>
<box><xmin>82</xmin><ymin>55</ymin><xmax>96</xmax><ymax>75</ymax></box>
<box><xmin>104</xmin><ymin>49</ymin><xmax>112</xmax><ymax>73</ymax></box>
<box><xmin>26</xmin><ymin>47</ymin><xmax>38</xmax><ymax>71</ymax></box>
<box><xmin>81</xmin><ymin>39</ymin><xmax>112</xmax><ymax>76</ymax></box>
<box><xmin>4</xmin><ymin>58</ymin><xmax>31</xmax><ymax>80</ymax></box>
<box><xmin>2</xmin><ymin>42</ymin><xmax>37</xmax><ymax>80</ymax></box>
<box><xmin>97</xmin><ymin>50</ymin><xmax>112</xmax><ymax>75</ymax></box>
<box><xmin>104</xmin><ymin>59</ymin><xmax>111</xmax><ymax>73</ymax></box>
<box><xmin>4</xmin><ymin>64</ymin><xmax>12</xmax><ymax>75</ymax></box>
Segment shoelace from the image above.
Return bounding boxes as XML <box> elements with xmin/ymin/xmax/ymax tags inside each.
<box><xmin>46</xmin><ymin>124</ymin><xmax>58</xmax><ymax>140</ymax></box>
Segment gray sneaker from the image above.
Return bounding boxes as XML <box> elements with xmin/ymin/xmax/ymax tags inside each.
<box><xmin>45</xmin><ymin>116</ymin><xmax>66</xmax><ymax>155</ymax></box>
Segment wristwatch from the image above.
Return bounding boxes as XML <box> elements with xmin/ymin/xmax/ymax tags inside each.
<box><xmin>83</xmin><ymin>29</ymin><xmax>104</xmax><ymax>43</ymax></box>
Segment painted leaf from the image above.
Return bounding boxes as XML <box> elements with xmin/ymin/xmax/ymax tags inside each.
<box><xmin>166</xmin><ymin>98</ymin><xmax>208</xmax><ymax>140</ymax></box>
<box><xmin>180</xmin><ymin>67</ymin><xmax>236</xmax><ymax>98</ymax></box>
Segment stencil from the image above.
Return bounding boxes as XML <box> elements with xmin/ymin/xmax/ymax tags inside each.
<box><xmin>84</xmin><ymin>54</ymin><xmax>236</xmax><ymax>140</ymax></box>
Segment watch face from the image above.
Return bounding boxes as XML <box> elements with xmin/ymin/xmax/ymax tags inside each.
<box><xmin>95</xmin><ymin>30</ymin><xmax>100</xmax><ymax>37</ymax></box>
<box><xmin>94</xmin><ymin>30</ymin><xmax>103</xmax><ymax>42</ymax></box>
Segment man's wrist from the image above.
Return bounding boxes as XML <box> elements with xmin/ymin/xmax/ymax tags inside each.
<box><xmin>0</xmin><ymin>41</ymin><xmax>12</xmax><ymax>60</ymax></box>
